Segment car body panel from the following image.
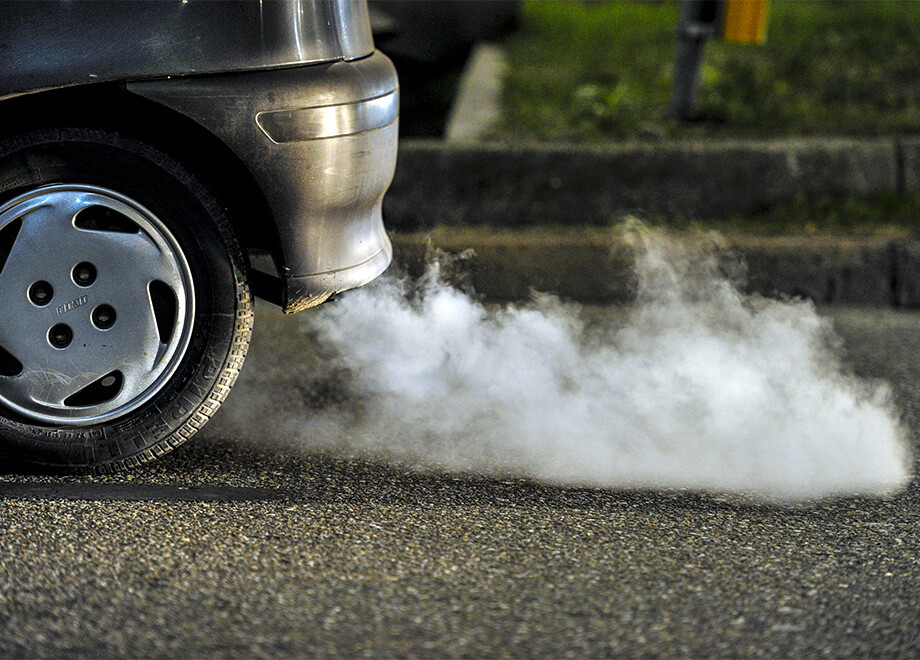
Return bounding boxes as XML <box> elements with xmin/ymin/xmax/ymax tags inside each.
<box><xmin>0</xmin><ymin>0</ymin><xmax>374</xmax><ymax>101</ymax></box>
<box><xmin>128</xmin><ymin>52</ymin><xmax>399</xmax><ymax>312</ymax></box>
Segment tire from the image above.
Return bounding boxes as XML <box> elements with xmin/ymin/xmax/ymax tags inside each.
<box><xmin>0</xmin><ymin>128</ymin><xmax>252</xmax><ymax>473</ymax></box>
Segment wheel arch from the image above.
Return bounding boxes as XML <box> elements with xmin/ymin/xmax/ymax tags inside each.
<box><xmin>0</xmin><ymin>84</ymin><xmax>284</xmax><ymax>283</ymax></box>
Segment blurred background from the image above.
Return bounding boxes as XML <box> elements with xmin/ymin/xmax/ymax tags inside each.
<box><xmin>375</xmin><ymin>0</ymin><xmax>920</xmax><ymax>236</ymax></box>
<box><xmin>372</xmin><ymin>0</ymin><xmax>920</xmax><ymax>141</ymax></box>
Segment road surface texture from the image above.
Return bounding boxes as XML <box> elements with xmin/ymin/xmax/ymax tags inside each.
<box><xmin>2</xmin><ymin>305</ymin><xmax>920</xmax><ymax>657</ymax></box>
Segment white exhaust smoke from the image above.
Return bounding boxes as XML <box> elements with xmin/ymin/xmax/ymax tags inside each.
<box><xmin>254</xmin><ymin>226</ymin><xmax>913</xmax><ymax>502</ymax></box>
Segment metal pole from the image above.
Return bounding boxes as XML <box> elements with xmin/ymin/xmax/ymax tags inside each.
<box><xmin>672</xmin><ymin>0</ymin><xmax>722</xmax><ymax>121</ymax></box>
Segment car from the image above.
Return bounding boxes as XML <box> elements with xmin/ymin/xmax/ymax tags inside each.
<box><xmin>0</xmin><ymin>0</ymin><xmax>399</xmax><ymax>472</ymax></box>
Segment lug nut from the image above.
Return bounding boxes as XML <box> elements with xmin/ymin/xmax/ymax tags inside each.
<box><xmin>28</xmin><ymin>281</ymin><xmax>53</xmax><ymax>306</ymax></box>
<box><xmin>48</xmin><ymin>323</ymin><xmax>73</xmax><ymax>349</ymax></box>
<box><xmin>72</xmin><ymin>262</ymin><xmax>97</xmax><ymax>287</ymax></box>
<box><xmin>92</xmin><ymin>304</ymin><xmax>116</xmax><ymax>330</ymax></box>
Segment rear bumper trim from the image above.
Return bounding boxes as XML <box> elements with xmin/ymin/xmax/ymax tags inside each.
<box><xmin>256</xmin><ymin>89</ymin><xmax>399</xmax><ymax>143</ymax></box>
<box><xmin>283</xmin><ymin>237</ymin><xmax>392</xmax><ymax>313</ymax></box>
<box><xmin>128</xmin><ymin>51</ymin><xmax>399</xmax><ymax>313</ymax></box>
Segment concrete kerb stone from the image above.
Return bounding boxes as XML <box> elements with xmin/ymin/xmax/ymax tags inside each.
<box><xmin>384</xmin><ymin>139</ymin><xmax>900</xmax><ymax>230</ymax></box>
<box><xmin>893</xmin><ymin>241</ymin><xmax>920</xmax><ymax>306</ymax></box>
<box><xmin>392</xmin><ymin>230</ymin><xmax>635</xmax><ymax>303</ymax></box>
<box><xmin>739</xmin><ymin>236</ymin><xmax>896</xmax><ymax>306</ymax></box>
<box><xmin>381</xmin><ymin>137</ymin><xmax>920</xmax><ymax>306</ymax></box>
<box><xmin>389</xmin><ymin>230</ymin><xmax>913</xmax><ymax>307</ymax></box>
<box><xmin>444</xmin><ymin>43</ymin><xmax>507</xmax><ymax>142</ymax></box>
<box><xmin>899</xmin><ymin>137</ymin><xmax>920</xmax><ymax>192</ymax></box>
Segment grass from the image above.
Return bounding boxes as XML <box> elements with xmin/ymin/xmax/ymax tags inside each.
<box><xmin>608</xmin><ymin>192</ymin><xmax>920</xmax><ymax>237</ymax></box>
<box><xmin>714</xmin><ymin>192</ymin><xmax>920</xmax><ymax>236</ymax></box>
<box><xmin>499</xmin><ymin>0</ymin><xmax>920</xmax><ymax>141</ymax></box>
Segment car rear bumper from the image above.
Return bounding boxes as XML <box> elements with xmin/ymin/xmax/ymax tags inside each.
<box><xmin>128</xmin><ymin>51</ymin><xmax>399</xmax><ymax>312</ymax></box>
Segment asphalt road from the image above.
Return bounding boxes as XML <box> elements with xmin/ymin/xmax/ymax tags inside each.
<box><xmin>2</xmin><ymin>305</ymin><xmax>920</xmax><ymax>657</ymax></box>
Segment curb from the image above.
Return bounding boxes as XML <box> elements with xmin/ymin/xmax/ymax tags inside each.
<box><xmin>384</xmin><ymin>138</ymin><xmax>920</xmax><ymax>230</ymax></box>
<box><xmin>389</xmin><ymin>228</ymin><xmax>920</xmax><ymax>307</ymax></box>
<box><xmin>444</xmin><ymin>43</ymin><xmax>507</xmax><ymax>142</ymax></box>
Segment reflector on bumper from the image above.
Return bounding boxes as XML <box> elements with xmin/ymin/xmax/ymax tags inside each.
<box><xmin>256</xmin><ymin>89</ymin><xmax>399</xmax><ymax>143</ymax></box>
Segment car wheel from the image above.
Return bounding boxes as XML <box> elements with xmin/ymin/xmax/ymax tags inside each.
<box><xmin>0</xmin><ymin>128</ymin><xmax>252</xmax><ymax>473</ymax></box>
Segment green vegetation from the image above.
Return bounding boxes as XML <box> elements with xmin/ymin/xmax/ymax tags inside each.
<box><xmin>717</xmin><ymin>192</ymin><xmax>920</xmax><ymax>236</ymax></box>
<box><xmin>608</xmin><ymin>192</ymin><xmax>920</xmax><ymax>237</ymax></box>
<box><xmin>500</xmin><ymin>0</ymin><xmax>920</xmax><ymax>141</ymax></box>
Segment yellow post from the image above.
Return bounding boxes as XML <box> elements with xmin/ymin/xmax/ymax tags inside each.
<box><xmin>722</xmin><ymin>0</ymin><xmax>769</xmax><ymax>45</ymax></box>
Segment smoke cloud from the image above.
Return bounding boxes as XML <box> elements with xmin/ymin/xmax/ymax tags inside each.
<box><xmin>232</xmin><ymin>226</ymin><xmax>912</xmax><ymax>502</ymax></box>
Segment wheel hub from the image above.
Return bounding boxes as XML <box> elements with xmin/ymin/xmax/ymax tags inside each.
<box><xmin>0</xmin><ymin>184</ymin><xmax>195</xmax><ymax>425</ymax></box>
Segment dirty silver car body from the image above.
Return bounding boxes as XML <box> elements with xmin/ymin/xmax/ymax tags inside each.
<box><xmin>0</xmin><ymin>0</ymin><xmax>398</xmax><ymax>471</ymax></box>
<box><xmin>1</xmin><ymin>0</ymin><xmax>398</xmax><ymax>312</ymax></box>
